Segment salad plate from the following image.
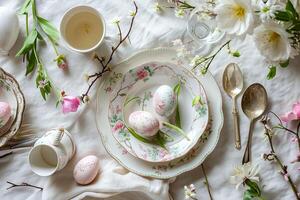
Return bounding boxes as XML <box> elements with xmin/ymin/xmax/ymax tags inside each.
<box><xmin>95</xmin><ymin>48</ymin><xmax>223</xmax><ymax>179</ymax></box>
<box><xmin>108</xmin><ymin>62</ymin><xmax>209</xmax><ymax>162</ymax></box>
<box><xmin>0</xmin><ymin>68</ymin><xmax>25</xmax><ymax>147</ymax></box>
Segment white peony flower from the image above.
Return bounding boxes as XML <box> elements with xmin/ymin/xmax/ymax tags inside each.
<box><xmin>230</xmin><ymin>162</ymin><xmax>260</xmax><ymax>189</ymax></box>
<box><xmin>256</xmin><ymin>0</ymin><xmax>283</xmax><ymax>22</ymax></box>
<box><xmin>253</xmin><ymin>23</ymin><xmax>291</xmax><ymax>62</ymax></box>
<box><xmin>215</xmin><ymin>0</ymin><xmax>255</xmax><ymax>36</ymax></box>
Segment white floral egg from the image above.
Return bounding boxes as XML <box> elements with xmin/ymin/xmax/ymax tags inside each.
<box><xmin>153</xmin><ymin>85</ymin><xmax>177</xmax><ymax>117</ymax></box>
<box><xmin>73</xmin><ymin>155</ymin><xmax>100</xmax><ymax>185</ymax></box>
<box><xmin>0</xmin><ymin>102</ymin><xmax>11</xmax><ymax>128</ymax></box>
<box><xmin>128</xmin><ymin>111</ymin><xmax>159</xmax><ymax>137</ymax></box>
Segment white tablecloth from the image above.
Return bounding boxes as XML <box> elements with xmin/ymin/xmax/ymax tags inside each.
<box><xmin>1</xmin><ymin>0</ymin><xmax>300</xmax><ymax>199</ymax></box>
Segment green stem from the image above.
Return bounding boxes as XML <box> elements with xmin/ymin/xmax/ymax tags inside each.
<box><xmin>162</xmin><ymin>121</ymin><xmax>190</xmax><ymax>140</ymax></box>
<box><xmin>25</xmin><ymin>13</ymin><xmax>29</xmax><ymax>35</ymax></box>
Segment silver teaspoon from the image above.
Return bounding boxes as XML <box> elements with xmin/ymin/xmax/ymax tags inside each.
<box><xmin>241</xmin><ymin>83</ymin><xmax>268</xmax><ymax>164</ymax></box>
<box><xmin>223</xmin><ymin>63</ymin><xmax>243</xmax><ymax>150</ymax></box>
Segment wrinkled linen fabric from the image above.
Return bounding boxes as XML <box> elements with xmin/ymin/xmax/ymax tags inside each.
<box><xmin>0</xmin><ymin>0</ymin><xmax>300</xmax><ymax>200</ymax></box>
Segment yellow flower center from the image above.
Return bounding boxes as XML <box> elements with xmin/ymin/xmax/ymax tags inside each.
<box><xmin>233</xmin><ymin>5</ymin><xmax>246</xmax><ymax>19</ymax></box>
<box><xmin>268</xmin><ymin>32</ymin><xmax>280</xmax><ymax>43</ymax></box>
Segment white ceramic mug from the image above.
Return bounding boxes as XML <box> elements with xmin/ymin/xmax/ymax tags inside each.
<box><xmin>60</xmin><ymin>5</ymin><xmax>106</xmax><ymax>53</ymax></box>
<box><xmin>29</xmin><ymin>128</ymin><xmax>76</xmax><ymax>176</ymax></box>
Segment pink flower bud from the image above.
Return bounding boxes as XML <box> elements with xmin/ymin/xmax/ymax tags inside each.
<box><xmin>62</xmin><ymin>96</ymin><xmax>80</xmax><ymax>114</ymax></box>
<box><xmin>55</xmin><ymin>55</ymin><xmax>68</xmax><ymax>70</ymax></box>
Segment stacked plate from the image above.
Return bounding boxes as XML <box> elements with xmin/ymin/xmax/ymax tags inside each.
<box><xmin>0</xmin><ymin>68</ymin><xmax>25</xmax><ymax>147</ymax></box>
<box><xmin>96</xmin><ymin>48</ymin><xmax>223</xmax><ymax>179</ymax></box>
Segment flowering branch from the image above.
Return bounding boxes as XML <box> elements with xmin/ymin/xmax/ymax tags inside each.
<box><xmin>261</xmin><ymin>115</ymin><xmax>300</xmax><ymax>200</ymax></box>
<box><xmin>191</xmin><ymin>40</ymin><xmax>231</xmax><ymax>74</ymax></box>
<box><xmin>6</xmin><ymin>181</ymin><xmax>43</xmax><ymax>190</ymax></box>
<box><xmin>80</xmin><ymin>1</ymin><xmax>138</xmax><ymax>103</ymax></box>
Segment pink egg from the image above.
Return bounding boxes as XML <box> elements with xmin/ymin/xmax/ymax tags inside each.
<box><xmin>128</xmin><ymin>111</ymin><xmax>159</xmax><ymax>137</ymax></box>
<box><xmin>0</xmin><ymin>102</ymin><xmax>11</xmax><ymax>128</ymax></box>
<box><xmin>73</xmin><ymin>155</ymin><xmax>100</xmax><ymax>185</ymax></box>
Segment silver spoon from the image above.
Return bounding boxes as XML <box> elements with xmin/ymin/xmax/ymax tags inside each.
<box><xmin>241</xmin><ymin>83</ymin><xmax>268</xmax><ymax>164</ymax></box>
<box><xmin>223</xmin><ymin>63</ymin><xmax>243</xmax><ymax>150</ymax></box>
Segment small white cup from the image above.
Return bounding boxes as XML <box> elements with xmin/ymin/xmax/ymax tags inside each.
<box><xmin>60</xmin><ymin>5</ymin><xmax>106</xmax><ymax>53</ymax></box>
<box><xmin>29</xmin><ymin>128</ymin><xmax>76</xmax><ymax>176</ymax></box>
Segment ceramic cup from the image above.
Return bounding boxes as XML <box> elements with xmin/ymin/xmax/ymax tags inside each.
<box><xmin>29</xmin><ymin>128</ymin><xmax>76</xmax><ymax>176</ymax></box>
<box><xmin>60</xmin><ymin>5</ymin><xmax>106</xmax><ymax>53</ymax></box>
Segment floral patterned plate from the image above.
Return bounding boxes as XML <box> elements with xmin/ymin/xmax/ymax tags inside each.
<box><xmin>95</xmin><ymin>47</ymin><xmax>223</xmax><ymax>179</ymax></box>
<box><xmin>108</xmin><ymin>62</ymin><xmax>209</xmax><ymax>162</ymax></box>
<box><xmin>0</xmin><ymin>68</ymin><xmax>25</xmax><ymax>146</ymax></box>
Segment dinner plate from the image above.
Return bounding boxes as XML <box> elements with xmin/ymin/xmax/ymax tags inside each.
<box><xmin>0</xmin><ymin>68</ymin><xmax>25</xmax><ymax>147</ymax></box>
<box><xmin>95</xmin><ymin>48</ymin><xmax>223</xmax><ymax>179</ymax></box>
<box><xmin>108</xmin><ymin>62</ymin><xmax>209</xmax><ymax>162</ymax></box>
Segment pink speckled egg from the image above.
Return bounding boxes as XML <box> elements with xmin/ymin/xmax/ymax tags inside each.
<box><xmin>0</xmin><ymin>102</ymin><xmax>11</xmax><ymax>128</ymax></box>
<box><xmin>153</xmin><ymin>85</ymin><xmax>177</xmax><ymax>117</ymax></box>
<box><xmin>128</xmin><ymin>111</ymin><xmax>159</xmax><ymax>137</ymax></box>
<box><xmin>73</xmin><ymin>155</ymin><xmax>100</xmax><ymax>185</ymax></box>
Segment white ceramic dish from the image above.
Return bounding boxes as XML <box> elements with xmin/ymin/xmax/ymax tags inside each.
<box><xmin>96</xmin><ymin>48</ymin><xmax>223</xmax><ymax>179</ymax></box>
<box><xmin>108</xmin><ymin>61</ymin><xmax>209</xmax><ymax>162</ymax></box>
<box><xmin>0</xmin><ymin>68</ymin><xmax>25</xmax><ymax>147</ymax></box>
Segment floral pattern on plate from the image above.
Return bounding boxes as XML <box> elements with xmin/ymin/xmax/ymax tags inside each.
<box><xmin>107</xmin><ymin>62</ymin><xmax>209</xmax><ymax>162</ymax></box>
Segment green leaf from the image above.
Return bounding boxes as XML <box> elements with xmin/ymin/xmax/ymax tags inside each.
<box><xmin>286</xmin><ymin>0</ymin><xmax>299</xmax><ymax>19</ymax></box>
<box><xmin>37</xmin><ymin>16</ymin><xmax>59</xmax><ymax>43</ymax></box>
<box><xmin>232</xmin><ymin>51</ymin><xmax>241</xmax><ymax>57</ymax></box>
<box><xmin>279</xmin><ymin>59</ymin><xmax>289</xmax><ymax>68</ymax></box>
<box><xmin>290</xmin><ymin>21</ymin><xmax>300</xmax><ymax>31</ymax></box>
<box><xmin>173</xmin><ymin>82</ymin><xmax>181</xmax><ymax>128</ymax></box>
<box><xmin>275</xmin><ymin>11</ymin><xmax>293</xmax><ymax>21</ymax></box>
<box><xmin>173</xmin><ymin>83</ymin><xmax>181</xmax><ymax>95</ymax></box>
<box><xmin>19</xmin><ymin>0</ymin><xmax>32</xmax><ymax>14</ymax></box>
<box><xmin>126</xmin><ymin>126</ymin><xmax>166</xmax><ymax>149</ymax></box>
<box><xmin>25</xmin><ymin>50</ymin><xmax>36</xmax><ymax>75</ymax></box>
<box><xmin>162</xmin><ymin>121</ymin><xmax>190</xmax><ymax>141</ymax></box>
<box><xmin>192</xmin><ymin>96</ymin><xmax>201</xmax><ymax>106</ymax></box>
<box><xmin>267</xmin><ymin>66</ymin><xmax>276</xmax><ymax>80</ymax></box>
<box><xmin>16</xmin><ymin>29</ymin><xmax>38</xmax><ymax>56</ymax></box>
<box><xmin>245</xmin><ymin>179</ymin><xmax>261</xmax><ymax>196</ymax></box>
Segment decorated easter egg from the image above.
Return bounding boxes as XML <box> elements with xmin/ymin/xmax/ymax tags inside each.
<box><xmin>153</xmin><ymin>85</ymin><xmax>177</xmax><ymax>117</ymax></box>
<box><xmin>73</xmin><ymin>155</ymin><xmax>100</xmax><ymax>185</ymax></box>
<box><xmin>0</xmin><ymin>102</ymin><xmax>11</xmax><ymax>128</ymax></box>
<box><xmin>128</xmin><ymin>111</ymin><xmax>159</xmax><ymax>137</ymax></box>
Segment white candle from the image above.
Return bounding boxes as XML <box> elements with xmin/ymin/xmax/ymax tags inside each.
<box><xmin>60</xmin><ymin>6</ymin><xmax>106</xmax><ymax>53</ymax></box>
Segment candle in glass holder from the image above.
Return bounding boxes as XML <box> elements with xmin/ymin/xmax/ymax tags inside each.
<box><xmin>60</xmin><ymin>6</ymin><xmax>106</xmax><ymax>53</ymax></box>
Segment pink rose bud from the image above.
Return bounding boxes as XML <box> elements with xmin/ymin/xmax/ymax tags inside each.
<box><xmin>292</xmin><ymin>101</ymin><xmax>300</xmax><ymax>118</ymax></box>
<box><xmin>62</xmin><ymin>96</ymin><xmax>80</xmax><ymax>114</ymax></box>
<box><xmin>55</xmin><ymin>54</ymin><xmax>68</xmax><ymax>70</ymax></box>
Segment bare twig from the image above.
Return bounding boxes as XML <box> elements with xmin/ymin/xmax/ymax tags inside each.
<box><xmin>6</xmin><ymin>181</ymin><xmax>43</xmax><ymax>190</ymax></box>
<box><xmin>0</xmin><ymin>151</ymin><xmax>13</xmax><ymax>159</ymax></box>
<box><xmin>261</xmin><ymin>115</ymin><xmax>300</xmax><ymax>200</ymax></box>
<box><xmin>201</xmin><ymin>164</ymin><xmax>214</xmax><ymax>200</ymax></box>
<box><xmin>80</xmin><ymin>1</ymin><xmax>138</xmax><ymax>102</ymax></box>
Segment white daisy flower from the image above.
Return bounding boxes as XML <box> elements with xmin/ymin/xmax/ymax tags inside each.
<box><xmin>256</xmin><ymin>0</ymin><xmax>283</xmax><ymax>22</ymax></box>
<box><xmin>230</xmin><ymin>162</ymin><xmax>260</xmax><ymax>189</ymax></box>
<box><xmin>253</xmin><ymin>22</ymin><xmax>291</xmax><ymax>62</ymax></box>
<box><xmin>215</xmin><ymin>0</ymin><xmax>255</xmax><ymax>36</ymax></box>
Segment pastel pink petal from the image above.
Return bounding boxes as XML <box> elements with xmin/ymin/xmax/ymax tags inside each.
<box><xmin>292</xmin><ymin>102</ymin><xmax>300</xmax><ymax>118</ymax></box>
<box><xmin>281</xmin><ymin>111</ymin><xmax>298</xmax><ymax>123</ymax></box>
<box><xmin>62</xmin><ymin>96</ymin><xmax>80</xmax><ymax>114</ymax></box>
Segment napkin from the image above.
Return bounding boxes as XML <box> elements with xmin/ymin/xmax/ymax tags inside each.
<box><xmin>42</xmin><ymin>160</ymin><xmax>172</xmax><ymax>200</ymax></box>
